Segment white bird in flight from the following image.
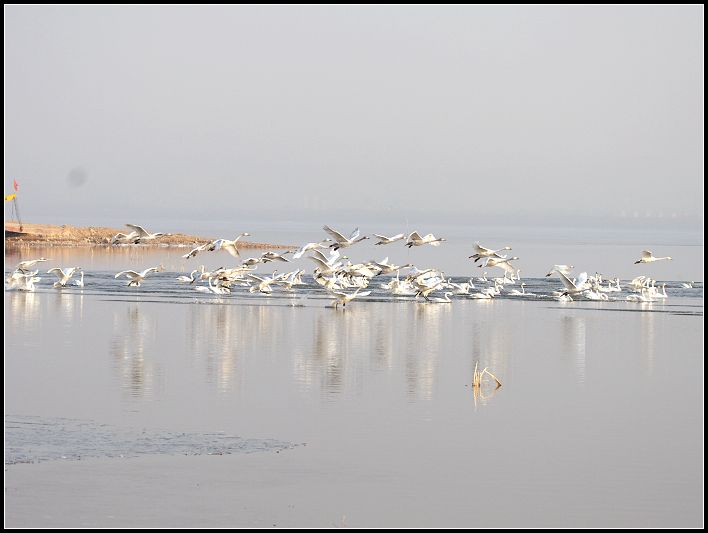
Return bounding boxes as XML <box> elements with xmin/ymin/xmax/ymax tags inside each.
<box><xmin>478</xmin><ymin>256</ymin><xmax>520</xmax><ymax>274</ymax></box>
<box><xmin>47</xmin><ymin>267</ymin><xmax>82</xmax><ymax>288</ymax></box>
<box><xmin>292</xmin><ymin>239</ymin><xmax>332</xmax><ymax>259</ymax></box>
<box><xmin>405</xmin><ymin>231</ymin><xmax>446</xmax><ymax>248</ymax></box>
<box><xmin>555</xmin><ymin>271</ymin><xmax>590</xmax><ymax>295</ymax></box>
<box><xmin>114</xmin><ymin>266</ymin><xmax>163</xmax><ymax>287</ymax></box>
<box><xmin>546</xmin><ymin>265</ymin><xmax>574</xmax><ymax>277</ymax></box>
<box><xmin>212</xmin><ymin>233</ymin><xmax>251</xmax><ymax>258</ymax></box>
<box><xmin>16</xmin><ymin>257</ymin><xmax>50</xmax><ymax>272</ymax></box>
<box><xmin>468</xmin><ymin>242</ymin><xmax>512</xmax><ymax>263</ymax></box>
<box><xmin>322</xmin><ymin>225</ymin><xmax>369</xmax><ymax>250</ymax></box>
<box><xmin>634</xmin><ymin>250</ymin><xmax>672</xmax><ymax>264</ymax></box>
<box><xmin>327</xmin><ymin>287</ymin><xmax>372</xmax><ymax>308</ymax></box>
<box><xmin>125</xmin><ymin>224</ymin><xmax>171</xmax><ymax>243</ymax></box>
<box><xmin>373</xmin><ymin>233</ymin><xmax>406</xmax><ymax>246</ymax></box>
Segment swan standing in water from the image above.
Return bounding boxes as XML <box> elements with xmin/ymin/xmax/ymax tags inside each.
<box><xmin>508</xmin><ymin>283</ymin><xmax>534</xmax><ymax>297</ymax></box>
<box><xmin>73</xmin><ymin>271</ymin><xmax>85</xmax><ymax>287</ymax></box>
<box><xmin>634</xmin><ymin>250</ymin><xmax>672</xmax><ymax>264</ymax></box>
<box><xmin>423</xmin><ymin>291</ymin><xmax>453</xmax><ymax>303</ymax></box>
<box><xmin>47</xmin><ymin>267</ymin><xmax>82</xmax><ymax>288</ymax></box>
<box><xmin>114</xmin><ymin>266</ymin><xmax>163</xmax><ymax>287</ymax></box>
<box><xmin>177</xmin><ymin>270</ymin><xmax>199</xmax><ymax>284</ymax></box>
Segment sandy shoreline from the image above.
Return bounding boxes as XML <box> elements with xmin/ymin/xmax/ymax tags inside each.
<box><xmin>4</xmin><ymin>222</ymin><xmax>295</xmax><ymax>249</ymax></box>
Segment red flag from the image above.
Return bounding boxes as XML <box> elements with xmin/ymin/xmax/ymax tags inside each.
<box><xmin>13</xmin><ymin>179</ymin><xmax>18</xmax><ymax>191</ymax></box>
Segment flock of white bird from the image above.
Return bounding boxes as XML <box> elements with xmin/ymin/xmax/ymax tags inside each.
<box><xmin>5</xmin><ymin>223</ymin><xmax>691</xmax><ymax>307</ymax></box>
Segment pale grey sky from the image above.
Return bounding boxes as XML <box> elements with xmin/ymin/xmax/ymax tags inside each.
<box><xmin>4</xmin><ymin>5</ymin><xmax>703</xmax><ymax>228</ymax></box>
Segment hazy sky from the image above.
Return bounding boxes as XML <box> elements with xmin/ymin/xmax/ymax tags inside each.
<box><xmin>4</xmin><ymin>5</ymin><xmax>703</xmax><ymax>228</ymax></box>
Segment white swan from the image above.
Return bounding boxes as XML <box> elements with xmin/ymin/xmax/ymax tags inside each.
<box><xmin>478</xmin><ymin>256</ymin><xmax>520</xmax><ymax>274</ymax></box>
<box><xmin>555</xmin><ymin>270</ymin><xmax>590</xmax><ymax>295</ymax></box>
<box><xmin>260</xmin><ymin>250</ymin><xmax>292</xmax><ymax>263</ymax></box>
<box><xmin>322</xmin><ymin>225</ymin><xmax>369</xmax><ymax>250</ymax></box>
<box><xmin>47</xmin><ymin>267</ymin><xmax>82</xmax><ymax>288</ymax></box>
<box><xmin>292</xmin><ymin>239</ymin><xmax>332</xmax><ymax>259</ymax></box>
<box><xmin>182</xmin><ymin>241</ymin><xmax>213</xmax><ymax>259</ymax></box>
<box><xmin>110</xmin><ymin>231</ymin><xmax>139</xmax><ymax>245</ymax></box>
<box><xmin>195</xmin><ymin>276</ymin><xmax>231</xmax><ymax>295</ymax></box>
<box><xmin>6</xmin><ymin>270</ymin><xmax>41</xmax><ymax>291</ymax></box>
<box><xmin>247</xmin><ymin>271</ymin><xmax>280</xmax><ymax>294</ymax></box>
<box><xmin>124</xmin><ymin>223</ymin><xmax>171</xmax><ymax>243</ymax></box>
<box><xmin>114</xmin><ymin>266</ymin><xmax>162</xmax><ymax>287</ymax></box>
<box><xmin>405</xmin><ymin>231</ymin><xmax>445</xmax><ymax>247</ymax></box>
<box><xmin>177</xmin><ymin>270</ymin><xmax>199</xmax><ymax>283</ymax></box>
<box><xmin>468</xmin><ymin>242</ymin><xmax>511</xmax><ymax>263</ymax></box>
<box><xmin>16</xmin><ymin>257</ymin><xmax>50</xmax><ymax>272</ymax></box>
<box><xmin>373</xmin><ymin>233</ymin><xmax>406</xmax><ymax>245</ymax></box>
<box><xmin>634</xmin><ymin>250</ymin><xmax>672</xmax><ymax>264</ymax></box>
<box><xmin>212</xmin><ymin>233</ymin><xmax>251</xmax><ymax>258</ymax></box>
<box><xmin>73</xmin><ymin>271</ymin><xmax>85</xmax><ymax>287</ymax></box>
<box><xmin>327</xmin><ymin>287</ymin><xmax>372</xmax><ymax>308</ymax></box>
<box><xmin>681</xmin><ymin>282</ymin><xmax>693</xmax><ymax>289</ymax></box>
<box><xmin>545</xmin><ymin>265</ymin><xmax>574</xmax><ymax>277</ymax></box>
<box><xmin>508</xmin><ymin>283</ymin><xmax>534</xmax><ymax>296</ymax></box>
<box><xmin>424</xmin><ymin>291</ymin><xmax>453</xmax><ymax>303</ymax></box>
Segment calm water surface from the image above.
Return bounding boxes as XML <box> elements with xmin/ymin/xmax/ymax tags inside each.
<box><xmin>4</xmin><ymin>245</ymin><xmax>704</xmax><ymax>527</ymax></box>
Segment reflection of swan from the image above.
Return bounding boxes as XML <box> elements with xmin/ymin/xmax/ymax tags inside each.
<box><xmin>634</xmin><ymin>250</ymin><xmax>672</xmax><ymax>264</ymax></box>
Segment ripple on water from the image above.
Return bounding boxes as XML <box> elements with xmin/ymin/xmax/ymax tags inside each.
<box><xmin>4</xmin><ymin>415</ymin><xmax>300</xmax><ymax>464</ymax></box>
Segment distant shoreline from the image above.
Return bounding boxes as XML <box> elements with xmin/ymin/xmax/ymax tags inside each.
<box><xmin>4</xmin><ymin>222</ymin><xmax>295</xmax><ymax>250</ymax></box>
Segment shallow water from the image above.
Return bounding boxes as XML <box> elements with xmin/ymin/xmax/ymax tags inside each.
<box><xmin>4</xmin><ymin>245</ymin><xmax>704</xmax><ymax>527</ymax></box>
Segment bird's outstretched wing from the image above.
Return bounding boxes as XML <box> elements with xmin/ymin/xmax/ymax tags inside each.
<box><xmin>125</xmin><ymin>224</ymin><xmax>150</xmax><ymax>237</ymax></box>
<box><xmin>323</xmin><ymin>225</ymin><xmax>348</xmax><ymax>243</ymax></box>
